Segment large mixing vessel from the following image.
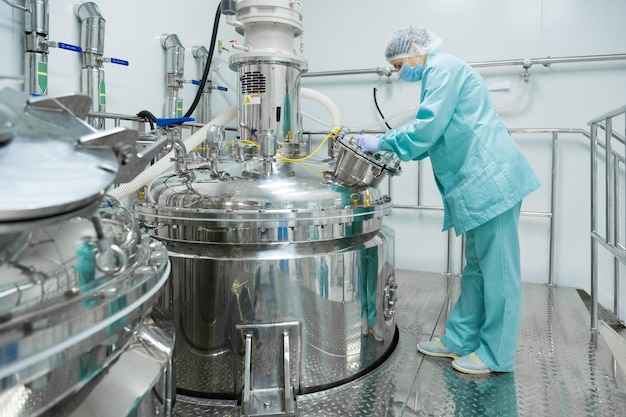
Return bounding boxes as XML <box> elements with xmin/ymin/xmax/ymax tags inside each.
<box><xmin>134</xmin><ymin>151</ymin><xmax>400</xmax><ymax>404</ymax></box>
<box><xmin>132</xmin><ymin>1</ymin><xmax>402</xmax><ymax>414</ymax></box>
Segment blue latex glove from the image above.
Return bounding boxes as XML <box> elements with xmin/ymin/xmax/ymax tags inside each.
<box><xmin>355</xmin><ymin>134</ymin><xmax>381</xmax><ymax>152</ymax></box>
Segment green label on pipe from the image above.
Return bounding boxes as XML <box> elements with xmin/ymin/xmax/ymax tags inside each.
<box><xmin>37</xmin><ymin>61</ymin><xmax>48</xmax><ymax>95</ymax></box>
<box><xmin>176</xmin><ymin>99</ymin><xmax>183</xmax><ymax>117</ymax></box>
<box><xmin>99</xmin><ymin>77</ymin><xmax>106</xmax><ymax>106</ymax></box>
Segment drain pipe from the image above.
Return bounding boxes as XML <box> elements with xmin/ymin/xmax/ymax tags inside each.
<box><xmin>161</xmin><ymin>33</ymin><xmax>185</xmax><ymax>118</ymax></box>
<box><xmin>74</xmin><ymin>2</ymin><xmax>106</xmax><ymax>128</ymax></box>
<box><xmin>74</xmin><ymin>2</ymin><xmax>129</xmax><ymax>129</ymax></box>
<box><xmin>191</xmin><ymin>46</ymin><xmax>212</xmax><ymax>124</ymax></box>
<box><xmin>22</xmin><ymin>0</ymin><xmax>83</xmax><ymax>96</ymax></box>
<box><xmin>23</xmin><ymin>0</ymin><xmax>49</xmax><ymax>96</ymax></box>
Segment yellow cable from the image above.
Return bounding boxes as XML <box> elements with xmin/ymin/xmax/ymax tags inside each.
<box><xmin>277</xmin><ymin>127</ymin><xmax>340</xmax><ymax>162</ymax></box>
<box><xmin>241</xmin><ymin>139</ymin><xmax>259</xmax><ymax>147</ymax></box>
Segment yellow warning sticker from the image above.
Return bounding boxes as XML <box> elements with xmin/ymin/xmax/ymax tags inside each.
<box><xmin>244</xmin><ymin>93</ymin><xmax>261</xmax><ymax>105</ymax></box>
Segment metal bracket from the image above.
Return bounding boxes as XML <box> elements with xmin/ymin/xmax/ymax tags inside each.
<box><xmin>236</xmin><ymin>321</ymin><xmax>300</xmax><ymax>417</ymax></box>
<box><xmin>78</xmin><ymin>126</ymin><xmax>168</xmax><ymax>183</ymax></box>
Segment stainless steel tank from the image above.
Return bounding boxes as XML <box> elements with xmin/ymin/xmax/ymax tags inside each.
<box><xmin>0</xmin><ymin>88</ymin><xmax>173</xmax><ymax>417</ymax></box>
<box><xmin>132</xmin><ymin>2</ymin><xmax>403</xmax><ymax>414</ymax></box>
<box><xmin>133</xmin><ymin>137</ymin><xmax>402</xmax><ymax>407</ymax></box>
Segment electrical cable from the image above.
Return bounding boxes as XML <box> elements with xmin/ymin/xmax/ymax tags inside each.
<box><xmin>184</xmin><ymin>3</ymin><xmax>222</xmax><ymax>117</ymax></box>
<box><xmin>373</xmin><ymin>87</ymin><xmax>392</xmax><ymax>129</ymax></box>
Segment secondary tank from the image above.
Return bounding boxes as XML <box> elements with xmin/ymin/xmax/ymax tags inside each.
<box><xmin>0</xmin><ymin>88</ymin><xmax>173</xmax><ymax>417</ymax></box>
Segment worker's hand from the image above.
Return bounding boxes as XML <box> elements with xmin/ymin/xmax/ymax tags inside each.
<box><xmin>355</xmin><ymin>134</ymin><xmax>381</xmax><ymax>152</ymax></box>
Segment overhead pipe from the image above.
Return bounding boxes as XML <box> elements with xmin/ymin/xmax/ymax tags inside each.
<box><xmin>302</xmin><ymin>53</ymin><xmax>626</xmax><ymax>79</ymax></box>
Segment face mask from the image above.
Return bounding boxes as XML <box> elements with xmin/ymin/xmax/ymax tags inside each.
<box><xmin>398</xmin><ymin>61</ymin><xmax>424</xmax><ymax>82</ymax></box>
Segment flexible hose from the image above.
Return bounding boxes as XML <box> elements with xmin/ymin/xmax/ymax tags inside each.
<box><xmin>301</xmin><ymin>88</ymin><xmax>342</xmax><ymax>128</ymax></box>
<box><xmin>184</xmin><ymin>3</ymin><xmax>222</xmax><ymax>117</ymax></box>
<box><xmin>496</xmin><ymin>79</ymin><xmax>530</xmax><ymax>111</ymax></box>
<box><xmin>108</xmin><ymin>106</ymin><xmax>237</xmax><ymax>200</ymax></box>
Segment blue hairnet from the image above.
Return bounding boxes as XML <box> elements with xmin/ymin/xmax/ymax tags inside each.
<box><xmin>384</xmin><ymin>26</ymin><xmax>442</xmax><ymax>61</ymax></box>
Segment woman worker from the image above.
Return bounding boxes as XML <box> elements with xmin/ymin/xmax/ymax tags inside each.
<box><xmin>355</xmin><ymin>26</ymin><xmax>540</xmax><ymax>374</ymax></box>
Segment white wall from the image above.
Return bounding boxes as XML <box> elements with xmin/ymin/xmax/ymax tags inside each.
<box><xmin>1</xmin><ymin>0</ymin><xmax>625</xmax><ymax>317</ymax></box>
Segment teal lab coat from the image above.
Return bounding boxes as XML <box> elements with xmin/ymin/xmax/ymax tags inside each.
<box><xmin>379</xmin><ymin>50</ymin><xmax>540</xmax><ymax>235</ymax></box>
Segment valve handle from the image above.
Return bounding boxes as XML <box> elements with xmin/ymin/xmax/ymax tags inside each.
<box><xmin>56</xmin><ymin>42</ymin><xmax>83</xmax><ymax>53</ymax></box>
<box><xmin>109</xmin><ymin>57</ymin><xmax>129</xmax><ymax>66</ymax></box>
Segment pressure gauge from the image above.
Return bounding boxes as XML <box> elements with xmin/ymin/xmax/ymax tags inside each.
<box><xmin>207</xmin><ymin>125</ymin><xmax>226</xmax><ymax>150</ymax></box>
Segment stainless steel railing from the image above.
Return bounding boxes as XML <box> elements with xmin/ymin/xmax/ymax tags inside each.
<box><xmin>590</xmin><ymin>105</ymin><xmax>626</xmax><ymax>331</ymax></box>
<box><xmin>390</xmin><ymin>128</ymin><xmax>585</xmax><ymax>286</ymax></box>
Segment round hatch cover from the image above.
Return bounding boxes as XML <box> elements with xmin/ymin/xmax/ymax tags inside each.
<box><xmin>0</xmin><ymin>89</ymin><xmax>118</xmax><ymax>223</ymax></box>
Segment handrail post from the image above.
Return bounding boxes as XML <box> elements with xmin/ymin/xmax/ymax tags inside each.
<box><xmin>548</xmin><ymin>132</ymin><xmax>558</xmax><ymax>286</ymax></box>
<box><xmin>590</xmin><ymin>122</ymin><xmax>599</xmax><ymax>332</ymax></box>
<box><xmin>605</xmin><ymin>119</ymin><xmax>614</xmax><ymax>247</ymax></box>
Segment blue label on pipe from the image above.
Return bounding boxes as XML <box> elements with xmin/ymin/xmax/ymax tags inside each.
<box><xmin>192</xmin><ymin>79</ymin><xmax>201</xmax><ymax>86</ymax></box>
<box><xmin>217</xmin><ymin>86</ymin><xmax>228</xmax><ymax>91</ymax></box>
<box><xmin>58</xmin><ymin>42</ymin><xmax>82</xmax><ymax>53</ymax></box>
<box><xmin>110</xmin><ymin>58</ymin><xmax>129</xmax><ymax>66</ymax></box>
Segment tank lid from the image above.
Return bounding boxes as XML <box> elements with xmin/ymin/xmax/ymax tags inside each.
<box><xmin>0</xmin><ymin>89</ymin><xmax>119</xmax><ymax>223</ymax></box>
<box><xmin>134</xmin><ymin>161</ymin><xmax>392</xmax><ymax>243</ymax></box>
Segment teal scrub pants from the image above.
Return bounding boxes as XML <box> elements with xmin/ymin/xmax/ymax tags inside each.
<box><xmin>440</xmin><ymin>202</ymin><xmax>522</xmax><ymax>372</ymax></box>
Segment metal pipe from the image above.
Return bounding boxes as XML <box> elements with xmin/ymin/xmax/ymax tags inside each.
<box><xmin>590</xmin><ymin>122</ymin><xmax>599</xmax><ymax>332</ymax></box>
<box><xmin>191</xmin><ymin>46</ymin><xmax>212</xmax><ymax>123</ymax></box>
<box><xmin>74</xmin><ymin>1</ymin><xmax>106</xmax><ymax>128</ymax></box>
<box><xmin>469</xmin><ymin>54</ymin><xmax>626</xmax><ymax>68</ymax></box>
<box><xmin>302</xmin><ymin>54</ymin><xmax>626</xmax><ymax>79</ymax></box>
<box><xmin>613</xmin><ymin>151</ymin><xmax>620</xmax><ymax>316</ymax></box>
<box><xmin>548</xmin><ymin>132</ymin><xmax>558</xmax><ymax>286</ymax></box>
<box><xmin>588</xmin><ymin>105</ymin><xmax>626</xmax><ymax>125</ymax></box>
<box><xmin>161</xmin><ymin>33</ymin><xmax>185</xmax><ymax>118</ymax></box>
<box><xmin>23</xmin><ymin>0</ymin><xmax>49</xmax><ymax>96</ymax></box>
<box><xmin>606</xmin><ymin>119</ymin><xmax>614</xmax><ymax>246</ymax></box>
<box><xmin>303</xmin><ymin>67</ymin><xmax>393</xmax><ymax>78</ymax></box>
<box><xmin>446</xmin><ymin>229</ymin><xmax>453</xmax><ymax>276</ymax></box>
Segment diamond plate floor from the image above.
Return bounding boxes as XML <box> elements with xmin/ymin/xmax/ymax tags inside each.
<box><xmin>174</xmin><ymin>269</ymin><xmax>626</xmax><ymax>417</ymax></box>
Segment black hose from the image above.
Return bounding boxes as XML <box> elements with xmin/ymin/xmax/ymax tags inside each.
<box><xmin>136</xmin><ymin>110</ymin><xmax>157</xmax><ymax>130</ymax></box>
<box><xmin>184</xmin><ymin>3</ymin><xmax>222</xmax><ymax>117</ymax></box>
<box><xmin>373</xmin><ymin>87</ymin><xmax>392</xmax><ymax>129</ymax></box>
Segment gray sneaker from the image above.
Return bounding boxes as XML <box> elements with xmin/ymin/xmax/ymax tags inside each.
<box><xmin>452</xmin><ymin>353</ymin><xmax>492</xmax><ymax>375</ymax></box>
<box><xmin>369</xmin><ymin>323</ymin><xmax>384</xmax><ymax>342</ymax></box>
<box><xmin>361</xmin><ymin>319</ymin><xmax>369</xmax><ymax>336</ymax></box>
<box><xmin>417</xmin><ymin>338</ymin><xmax>458</xmax><ymax>359</ymax></box>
